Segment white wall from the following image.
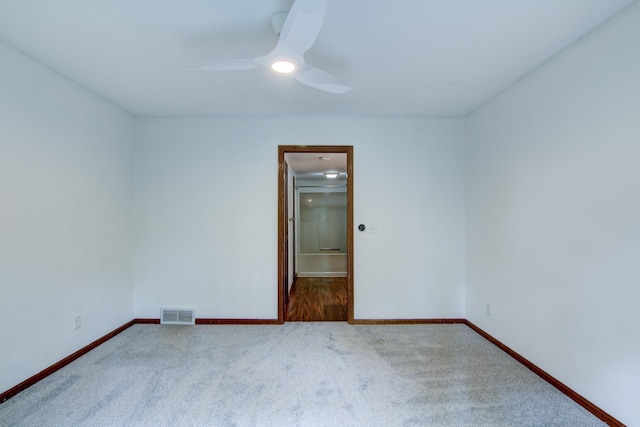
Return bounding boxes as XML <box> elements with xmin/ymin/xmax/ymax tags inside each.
<box><xmin>133</xmin><ymin>117</ymin><xmax>465</xmax><ymax>320</ymax></box>
<box><xmin>0</xmin><ymin>42</ymin><xmax>134</xmax><ymax>393</ymax></box>
<box><xmin>297</xmin><ymin>187</ymin><xmax>347</xmax><ymax>276</ymax></box>
<box><xmin>465</xmin><ymin>3</ymin><xmax>640</xmax><ymax>425</ymax></box>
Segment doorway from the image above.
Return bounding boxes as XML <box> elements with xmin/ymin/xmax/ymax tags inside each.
<box><xmin>277</xmin><ymin>146</ymin><xmax>354</xmax><ymax>323</ymax></box>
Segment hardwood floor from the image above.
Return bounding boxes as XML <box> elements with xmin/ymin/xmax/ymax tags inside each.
<box><xmin>286</xmin><ymin>277</ymin><xmax>348</xmax><ymax>321</ymax></box>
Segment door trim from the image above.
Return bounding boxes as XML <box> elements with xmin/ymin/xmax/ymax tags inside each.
<box><xmin>278</xmin><ymin>145</ymin><xmax>354</xmax><ymax>323</ymax></box>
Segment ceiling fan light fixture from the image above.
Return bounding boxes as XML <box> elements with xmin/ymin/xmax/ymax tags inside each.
<box><xmin>187</xmin><ymin>0</ymin><xmax>352</xmax><ymax>94</ymax></box>
<box><xmin>324</xmin><ymin>172</ymin><xmax>339</xmax><ymax>179</ymax></box>
<box><xmin>271</xmin><ymin>60</ymin><xmax>296</xmax><ymax>73</ymax></box>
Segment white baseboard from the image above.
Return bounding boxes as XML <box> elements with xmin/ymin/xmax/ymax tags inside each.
<box><xmin>296</xmin><ymin>272</ymin><xmax>348</xmax><ymax>278</ymax></box>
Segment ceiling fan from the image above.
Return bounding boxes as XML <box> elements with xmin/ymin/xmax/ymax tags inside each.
<box><xmin>187</xmin><ymin>0</ymin><xmax>351</xmax><ymax>94</ymax></box>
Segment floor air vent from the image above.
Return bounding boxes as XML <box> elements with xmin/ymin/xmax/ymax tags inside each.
<box><xmin>160</xmin><ymin>307</ymin><xmax>196</xmax><ymax>325</ymax></box>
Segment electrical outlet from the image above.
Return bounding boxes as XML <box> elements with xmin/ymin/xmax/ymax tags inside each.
<box><xmin>486</xmin><ymin>304</ymin><xmax>491</xmax><ymax>317</ymax></box>
<box><xmin>75</xmin><ymin>315</ymin><xmax>81</xmax><ymax>330</ymax></box>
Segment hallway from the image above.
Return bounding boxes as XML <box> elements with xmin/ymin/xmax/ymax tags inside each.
<box><xmin>286</xmin><ymin>277</ymin><xmax>347</xmax><ymax>321</ymax></box>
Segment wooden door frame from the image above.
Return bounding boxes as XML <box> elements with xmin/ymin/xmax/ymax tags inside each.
<box><xmin>278</xmin><ymin>145</ymin><xmax>354</xmax><ymax>323</ymax></box>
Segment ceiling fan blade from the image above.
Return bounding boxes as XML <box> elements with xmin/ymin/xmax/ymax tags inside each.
<box><xmin>186</xmin><ymin>59</ymin><xmax>259</xmax><ymax>71</ymax></box>
<box><xmin>278</xmin><ymin>0</ymin><xmax>328</xmax><ymax>54</ymax></box>
<box><xmin>294</xmin><ymin>65</ymin><xmax>351</xmax><ymax>94</ymax></box>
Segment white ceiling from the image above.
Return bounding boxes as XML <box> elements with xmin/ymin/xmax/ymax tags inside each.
<box><xmin>0</xmin><ymin>0</ymin><xmax>634</xmax><ymax>117</ymax></box>
<box><xmin>285</xmin><ymin>152</ymin><xmax>347</xmax><ymax>179</ymax></box>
